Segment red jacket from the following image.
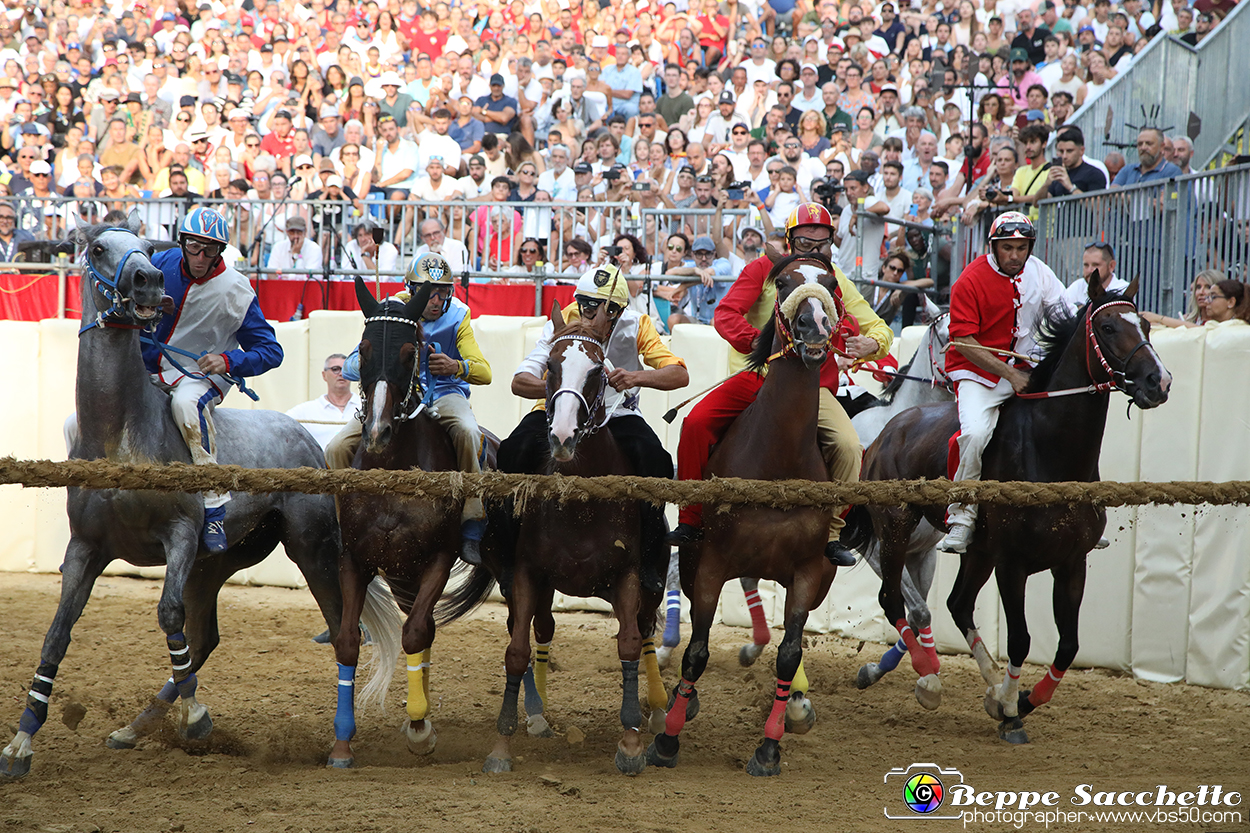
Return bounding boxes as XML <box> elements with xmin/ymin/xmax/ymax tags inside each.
<box><xmin>945</xmin><ymin>254</ymin><xmax>1025</xmax><ymax>386</ymax></box>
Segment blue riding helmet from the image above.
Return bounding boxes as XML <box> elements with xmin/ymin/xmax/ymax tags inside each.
<box><xmin>179</xmin><ymin>206</ymin><xmax>230</xmax><ymax>246</ymax></box>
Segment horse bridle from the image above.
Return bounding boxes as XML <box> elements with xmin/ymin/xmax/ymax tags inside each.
<box><xmin>77</xmin><ymin>228</ymin><xmax>153</xmax><ymax>335</ymax></box>
<box><xmin>768</xmin><ymin>257</ymin><xmax>850</xmax><ymax>364</ymax></box>
<box><xmin>361</xmin><ymin>312</ymin><xmax>424</xmax><ymax>422</ymax></box>
<box><xmin>546</xmin><ymin>333</ymin><xmax>612</xmax><ymax>438</ymax></box>
<box><xmin>1017</xmin><ymin>299</ymin><xmax>1153</xmax><ymax>400</ymax></box>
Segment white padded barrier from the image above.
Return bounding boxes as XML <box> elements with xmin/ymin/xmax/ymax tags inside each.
<box><xmin>1190</xmin><ymin>321</ymin><xmax>1250</xmax><ymax>690</ymax></box>
<box><xmin>472</xmin><ymin>315</ymin><xmax>545</xmax><ymax>437</ymax></box>
<box><xmin>32</xmin><ymin>320</ymin><xmax>78</xmax><ymax>575</ymax></box>
<box><xmin>0</xmin><ymin>322</ymin><xmax>42</xmax><ymax>573</ymax></box>
<box><xmin>1132</xmin><ymin>326</ymin><xmax>1207</xmax><ymax>682</ymax></box>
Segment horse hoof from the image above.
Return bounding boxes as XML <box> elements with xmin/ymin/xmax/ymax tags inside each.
<box><xmin>656</xmin><ymin>644</ymin><xmax>674</xmax><ymax>669</ymax></box>
<box><xmin>177</xmin><ymin>705</ymin><xmax>213</xmax><ymax>741</ymax></box>
<box><xmin>647</xmin><ymin>709</ymin><xmax>667</xmax><ymax>736</ymax></box>
<box><xmin>482</xmin><ymin>756</ymin><xmax>512</xmax><ymax>773</ymax></box>
<box><xmin>745</xmin><ymin>749</ymin><xmax>781</xmax><ymax>777</ymax></box>
<box><xmin>984</xmin><ymin>690</ymin><xmax>1007</xmax><ymax>721</ymax></box>
<box><xmin>783</xmin><ymin>695</ymin><xmax>816</xmax><ymax>735</ymax></box>
<box><xmin>403</xmin><ymin>720</ymin><xmax>437</xmax><ymax>756</ymax></box>
<box><xmin>738</xmin><ymin>643</ymin><xmax>764</xmax><ymax>667</ymax></box>
<box><xmin>666</xmin><ymin>688</ymin><xmax>701</xmax><ymax>721</ymax></box>
<box><xmin>915</xmin><ymin>675</ymin><xmax>941</xmax><ymax>711</ymax></box>
<box><xmin>615</xmin><ymin>746</ymin><xmax>648</xmax><ymax>776</ymax></box>
<box><xmin>645</xmin><ymin>739</ymin><xmax>679</xmax><ymax>769</ymax></box>
<box><xmin>999</xmin><ymin>717</ymin><xmax>1029</xmax><ymax>744</ymax></box>
<box><xmin>857</xmin><ymin>663</ymin><xmax>882</xmax><ymax>690</ymax></box>
<box><xmin>326</xmin><ymin>756</ymin><xmax>355</xmax><ymax>769</ymax></box>
<box><xmin>105</xmin><ymin>727</ymin><xmax>138</xmax><ymax>750</ymax></box>
<box><xmin>0</xmin><ymin>753</ymin><xmax>31</xmax><ymax>780</ymax></box>
<box><xmin>526</xmin><ymin>713</ymin><xmax>554</xmax><ymax>738</ymax></box>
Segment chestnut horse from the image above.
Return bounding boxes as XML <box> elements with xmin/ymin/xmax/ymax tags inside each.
<box><xmin>848</xmin><ymin>275</ymin><xmax>1170</xmax><ymax>743</ymax></box>
<box><xmin>327</xmin><ymin>278</ymin><xmax>471</xmax><ymax>768</ymax></box>
<box><xmin>649</xmin><ymin>252</ymin><xmax>843</xmax><ymax>777</ymax></box>
<box><xmin>454</xmin><ymin>302</ymin><xmax>667</xmax><ymax>775</ymax></box>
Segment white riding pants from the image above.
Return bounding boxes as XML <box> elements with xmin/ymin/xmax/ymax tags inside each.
<box><xmin>168</xmin><ymin>376</ymin><xmax>230</xmax><ymax>508</ymax></box>
<box><xmin>947</xmin><ymin>377</ymin><xmax>1014</xmax><ymax>529</ymax></box>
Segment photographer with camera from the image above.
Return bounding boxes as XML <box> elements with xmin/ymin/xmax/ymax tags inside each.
<box><xmin>961</xmin><ymin>143</ymin><xmax>1020</xmax><ymax>227</ymax></box>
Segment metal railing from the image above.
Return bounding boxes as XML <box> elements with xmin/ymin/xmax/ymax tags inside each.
<box><xmin>951</xmin><ymin>164</ymin><xmax>1250</xmax><ymax>315</ymax></box>
<box><xmin>1067</xmin><ymin>1</ymin><xmax>1250</xmax><ymax>170</ymax></box>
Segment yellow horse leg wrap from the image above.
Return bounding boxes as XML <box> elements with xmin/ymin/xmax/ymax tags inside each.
<box><xmin>792</xmin><ymin>658</ymin><xmax>810</xmax><ymax>697</ymax></box>
<box><xmin>406</xmin><ymin>649</ymin><xmax>431</xmax><ymax>721</ymax></box>
<box><xmin>642</xmin><ymin>636</ymin><xmax>667</xmax><ymax>709</ymax></box>
<box><xmin>534</xmin><ymin>642</ymin><xmax>550</xmax><ymax>705</ymax></box>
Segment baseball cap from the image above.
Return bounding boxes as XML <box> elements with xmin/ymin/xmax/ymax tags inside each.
<box><xmin>737</xmin><ymin>224</ymin><xmax>764</xmax><ymax>242</ymax></box>
<box><xmin>160</xmin><ymin>12</ymin><xmax>176</xmax><ymax>21</ymax></box>
<box><xmin>324</xmin><ymin>175</ymin><xmax>343</xmax><ymax>189</ymax></box>
<box><xmin>294</xmin><ymin>154</ymin><xmax>314</xmax><ymax>169</ymax></box>
<box><xmin>28</xmin><ymin>159</ymin><xmax>51</xmax><ymax>174</ymax></box>
<box><xmin>188</xmin><ymin>130</ymin><xmax>209</xmax><ymax>142</ymax></box>
<box><xmin>880</xmin><ymin>84</ymin><xmax>899</xmax><ymax>95</ymax></box>
<box><xmin>691</xmin><ymin>236</ymin><xmax>716</xmax><ymax>252</ymax></box>
<box><xmin>426</xmin><ymin>155</ymin><xmax>445</xmax><ymax>166</ymax></box>
<box><xmin>379</xmin><ymin>70</ymin><xmax>403</xmax><ymax>87</ymax></box>
<box><xmin>283</xmin><ymin>215</ymin><xmax>306</xmax><ymax>231</ymax></box>
<box><xmin>1078</xmin><ymin>24</ymin><xmax>1095</xmax><ymax>33</ymax></box>
<box><xmin>261</xmin><ymin>43</ymin><xmax>273</xmax><ymax>52</ymax></box>
<box><xmin>800</xmin><ymin>62</ymin><xmax>819</xmax><ymax>73</ymax></box>
<box><xmin>125</xmin><ymin>92</ymin><xmax>143</xmax><ymax>104</ymax></box>
<box><xmin>20</xmin><ymin>123</ymin><xmax>41</xmax><ymax>135</ymax></box>
<box><xmin>227</xmin><ymin>107</ymin><xmax>249</xmax><ymax>120</ymax></box>
<box><xmin>844</xmin><ymin>170</ymin><xmax>872</xmax><ymax>184</ymax></box>
<box><xmin>718</xmin><ymin>90</ymin><xmax>735</xmax><ymax>104</ymax></box>
<box><xmin>179</xmin><ymin>94</ymin><xmax>197</xmax><ymax>107</ymax></box>
<box><xmin>319</xmin><ymin>102</ymin><xmax>339</xmax><ymax>119</ymax></box>
<box><xmin>318</xmin><ymin>158</ymin><xmax>336</xmax><ymax>172</ymax></box>
<box><xmin>591</xmin><ymin>35</ymin><xmax>609</xmax><ymax>48</ymax></box>
<box><xmin>1009</xmin><ymin>47</ymin><xmax>1030</xmax><ymax>62</ymax></box>
<box><xmin>489</xmin><ymin>73</ymin><xmax>505</xmax><ymax>86</ymax></box>
<box><xmin>831</xmin><ymin>122</ymin><xmax>849</xmax><ymax>133</ymax></box>
<box><xmin>843</xmin><ymin>26</ymin><xmax>863</xmax><ymax>38</ymax></box>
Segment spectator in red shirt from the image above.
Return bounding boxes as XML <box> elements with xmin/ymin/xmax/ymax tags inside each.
<box><xmin>260</xmin><ymin>110</ymin><xmax>297</xmax><ymax>173</ymax></box>
<box><xmin>694</xmin><ymin>0</ymin><xmax>729</xmax><ymax>66</ymax></box>
<box><xmin>410</xmin><ymin>9</ymin><xmax>448</xmax><ymax>59</ymax></box>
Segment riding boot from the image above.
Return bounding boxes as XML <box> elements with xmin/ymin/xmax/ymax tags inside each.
<box><xmin>824</xmin><ymin>540</ymin><xmax>857</xmax><ymax>567</ymax></box>
<box><xmin>201</xmin><ymin>504</ymin><xmax>228</xmax><ymax>553</ymax></box>
<box><xmin>461</xmin><ymin>518</ymin><xmax>486</xmax><ymax>565</ymax></box>
<box><xmin>666</xmin><ymin>522</ymin><xmax>703</xmax><ymax>546</ymax></box>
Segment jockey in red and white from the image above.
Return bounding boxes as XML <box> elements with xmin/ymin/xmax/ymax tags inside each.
<box><xmin>668</xmin><ymin>203</ymin><xmax>895</xmax><ymax>566</ymax></box>
<box><xmin>939</xmin><ymin>211</ymin><xmax>1065</xmax><ymax>554</ymax></box>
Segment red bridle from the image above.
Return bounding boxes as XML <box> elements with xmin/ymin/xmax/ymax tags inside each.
<box><xmin>1017</xmin><ymin>299</ymin><xmax>1149</xmax><ymax>399</ymax></box>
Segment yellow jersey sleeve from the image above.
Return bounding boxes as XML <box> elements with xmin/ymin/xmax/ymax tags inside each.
<box><xmin>636</xmin><ymin>313</ymin><xmax>687</xmax><ymax>370</ymax></box>
<box><xmin>454</xmin><ymin>313</ymin><xmax>492</xmax><ymax>385</ymax></box>
<box><xmin>837</xmin><ymin>272</ymin><xmax>893</xmax><ymax>361</ymax></box>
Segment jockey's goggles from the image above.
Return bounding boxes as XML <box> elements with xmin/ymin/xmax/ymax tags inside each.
<box><xmin>576</xmin><ymin>297</ymin><xmax>622</xmax><ymax>317</ymax></box>
<box><xmin>791</xmin><ymin>234</ymin><xmax>832</xmax><ymax>253</ymax></box>
<box><xmin>183</xmin><ymin>238</ymin><xmax>224</xmax><ymax>258</ymax></box>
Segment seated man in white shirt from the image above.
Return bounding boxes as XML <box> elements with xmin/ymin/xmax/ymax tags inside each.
<box><xmin>414</xmin><ymin>216</ymin><xmax>469</xmax><ymax>273</ymax></box>
<box><xmin>341</xmin><ymin>218</ymin><xmax>399</xmax><ymax>275</ymax></box>
<box><xmin>268</xmin><ymin>215</ymin><xmax>324</xmax><ymax>278</ymax></box>
<box><xmin>537</xmin><ymin>143</ymin><xmax>578</xmax><ymax>201</ymax></box>
<box><xmin>285</xmin><ymin>353</ymin><xmax>363</xmax><ymax>451</ymax></box>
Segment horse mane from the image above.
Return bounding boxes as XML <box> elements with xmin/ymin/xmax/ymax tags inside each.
<box><xmin>1023</xmin><ymin>288</ymin><xmax>1131</xmax><ymax>394</ymax></box>
<box><xmin>746</xmin><ymin>251</ymin><xmax>836</xmax><ymax>372</ymax></box>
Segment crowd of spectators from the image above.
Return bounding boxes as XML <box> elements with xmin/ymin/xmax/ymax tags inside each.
<box><xmin>0</xmin><ymin>0</ymin><xmax>1240</xmax><ymax>330</ymax></box>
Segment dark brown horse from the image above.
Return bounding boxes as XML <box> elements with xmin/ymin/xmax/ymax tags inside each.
<box><xmin>454</xmin><ymin>302</ymin><xmax>666</xmax><ymax>775</ymax></box>
<box><xmin>848</xmin><ymin>275</ymin><xmax>1170</xmax><ymax>743</ymax></box>
<box><xmin>649</xmin><ymin>252</ymin><xmax>843</xmax><ymax>777</ymax></box>
<box><xmin>326</xmin><ymin>278</ymin><xmax>468</xmax><ymax>768</ymax></box>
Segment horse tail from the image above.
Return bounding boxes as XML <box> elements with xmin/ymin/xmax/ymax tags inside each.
<box><xmin>436</xmin><ymin>563</ymin><xmax>498</xmax><ymax>627</ymax></box>
<box><xmin>358</xmin><ymin>575</ymin><xmax>406</xmax><ymax>712</ymax></box>
<box><xmin>840</xmin><ymin>504</ymin><xmax>876</xmax><ymax>555</ymax></box>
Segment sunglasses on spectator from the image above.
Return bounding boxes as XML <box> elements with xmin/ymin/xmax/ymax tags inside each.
<box><xmin>30</xmin><ymin>172</ymin><xmax>48</xmax><ymax>177</ymax></box>
<box><xmin>732</xmin><ymin>128</ymin><xmax>748</xmax><ymax>135</ymax></box>
<box><xmin>520</xmin><ymin>168</ymin><xmax>536</xmax><ymax>175</ymax></box>
<box><xmin>183</xmin><ymin>238</ymin><xmax>223</xmax><ymax>256</ymax></box>
<box><xmin>520</xmin><ymin>246</ymin><xmax>540</xmax><ymax>254</ymax></box>
<box><xmin>666</xmin><ymin>244</ymin><xmax>685</xmax><ymax>251</ymax></box>
<box><xmin>1086</xmin><ymin>241</ymin><xmax>1114</xmax><ymax>255</ymax></box>
<box><xmin>246</xmin><ymin>140</ymin><xmax>260</xmax><ymax>147</ymax></box>
<box><xmin>177</xmin><ymin>116</ymin><xmax>190</xmax><ymax>122</ymax></box>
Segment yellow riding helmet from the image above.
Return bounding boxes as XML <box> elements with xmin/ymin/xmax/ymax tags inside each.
<box><xmin>574</xmin><ymin>263</ymin><xmax>630</xmax><ymax>312</ymax></box>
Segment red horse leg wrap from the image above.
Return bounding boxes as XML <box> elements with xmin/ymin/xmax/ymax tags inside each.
<box><xmin>1028</xmin><ymin>665</ymin><xmax>1065</xmax><ymax>708</ymax></box>
<box><xmin>764</xmin><ymin>679</ymin><xmax>792</xmax><ymax>741</ymax></box>
<box><xmin>896</xmin><ymin>620</ymin><xmax>932</xmax><ymax>677</ymax></box>
<box><xmin>744</xmin><ymin>588</ymin><xmax>770</xmax><ymax>646</ymax></box>
<box><xmin>675</xmin><ymin>373</ymin><xmax>764</xmax><ymax>529</ymax></box>
<box><xmin>665</xmin><ymin>678</ymin><xmax>695</xmax><ymax>737</ymax></box>
<box><xmin>919</xmin><ymin>626</ymin><xmax>940</xmax><ymax>673</ymax></box>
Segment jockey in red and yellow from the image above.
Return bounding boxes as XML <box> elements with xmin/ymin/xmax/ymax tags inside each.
<box><xmin>668</xmin><ymin>203</ymin><xmax>895</xmax><ymax>566</ymax></box>
<box><xmin>938</xmin><ymin>211</ymin><xmax>1065</xmax><ymax>554</ymax></box>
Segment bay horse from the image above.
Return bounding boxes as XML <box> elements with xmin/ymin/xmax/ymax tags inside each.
<box><xmin>852</xmin><ymin>275</ymin><xmax>1170</xmax><ymax>742</ymax></box>
<box><xmin>327</xmin><ymin>278</ymin><xmax>472</xmax><ymax>768</ymax></box>
<box><xmin>0</xmin><ymin>213</ymin><xmax>343</xmax><ymax>780</ymax></box>
<box><xmin>726</xmin><ymin>308</ymin><xmax>955</xmax><ymax>678</ymax></box>
<box><xmin>453</xmin><ymin>301</ymin><xmax>667</xmax><ymax>775</ymax></box>
<box><xmin>649</xmin><ymin>251</ymin><xmax>844</xmax><ymax>777</ymax></box>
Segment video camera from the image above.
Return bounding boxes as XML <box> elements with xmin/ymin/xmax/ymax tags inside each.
<box><xmin>810</xmin><ymin>177</ymin><xmax>845</xmax><ymax>210</ymax></box>
<box><xmin>726</xmin><ymin>181</ymin><xmax>751</xmax><ymax>201</ymax></box>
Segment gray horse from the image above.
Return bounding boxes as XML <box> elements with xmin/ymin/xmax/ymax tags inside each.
<box><xmin>0</xmin><ymin>213</ymin><xmax>343</xmax><ymax>780</ymax></box>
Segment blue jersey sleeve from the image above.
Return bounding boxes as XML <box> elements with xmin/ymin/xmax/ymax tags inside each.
<box><xmin>221</xmin><ymin>297</ymin><xmax>283</xmax><ymax>377</ymax></box>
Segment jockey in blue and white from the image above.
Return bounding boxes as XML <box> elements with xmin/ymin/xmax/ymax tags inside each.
<box><xmin>144</xmin><ymin>206</ymin><xmax>284</xmax><ymax>552</ymax></box>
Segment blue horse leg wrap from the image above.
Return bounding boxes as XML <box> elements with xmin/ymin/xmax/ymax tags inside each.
<box><xmin>19</xmin><ymin>662</ymin><xmax>58</xmax><ymax>735</ymax></box>
<box><xmin>461</xmin><ymin>518</ymin><xmax>486</xmax><ymax>542</ymax></box>
<box><xmin>878</xmin><ymin>639</ymin><xmax>907</xmax><ymax>673</ymax></box>
<box><xmin>176</xmin><ymin>673</ymin><xmax>198</xmax><ymax>700</ymax></box>
<box><xmin>158</xmin><ymin>678</ymin><xmax>179</xmax><ymax>703</ymax></box>
<box><xmin>167</xmin><ymin>632</ymin><xmax>192</xmax><ymax>682</ymax></box>
<box><xmin>18</xmin><ymin>707</ymin><xmax>42</xmax><ymax>736</ymax></box>
<box><xmin>334</xmin><ymin>663</ymin><xmax>356</xmax><ymax>742</ymax></box>
<box><xmin>522</xmin><ymin>665</ymin><xmax>543</xmax><ymax>716</ymax></box>
<box><xmin>662</xmin><ymin>590</ymin><xmax>682</xmax><ymax>647</ymax></box>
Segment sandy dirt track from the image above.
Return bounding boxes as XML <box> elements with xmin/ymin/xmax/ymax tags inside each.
<box><xmin>1</xmin><ymin>573</ymin><xmax>1247</xmax><ymax>833</ymax></box>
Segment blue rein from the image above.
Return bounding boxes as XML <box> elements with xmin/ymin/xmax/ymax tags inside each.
<box><xmin>77</xmin><ymin>230</ymin><xmax>260</xmax><ymax>401</ymax></box>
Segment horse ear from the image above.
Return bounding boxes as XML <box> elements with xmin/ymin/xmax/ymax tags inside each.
<box><xmin>764</xmin><ymin>241</ymin><xmax>786</xmax><ymax>266</ymax></box>
<box><xmin>406</xmin><ymin>282</ymin><xmax>434</xmax><ymax>320</ymax></box>
<box><xmin>1123</xmin><ymin>275</ymin><xmax>1140</xmax><ymax>301</ymax></box>
<box><xmin>125</xmin><ymin>208</ymin><xmax>142</xmax><ymax>235</ymax></box>
<box><xmin>354</xmin><ymin>276</ymin><xmax>380</xmax><ymax>317</ymax></box>
<box><xmin>550</xmin><ymin>298</ymin><xmax>565</xmax><ymax>330</ymax></box>
<box><xmin>1087</xmin><ymin>268</ymin><xmax>1104</xmax><ymax>302</ymax></box>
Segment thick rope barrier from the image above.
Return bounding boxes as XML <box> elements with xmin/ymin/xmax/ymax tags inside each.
<box><xmin>3</xmin><ymin>456</ymin><xmax>1250</xmax><ymax>509</ymax></box>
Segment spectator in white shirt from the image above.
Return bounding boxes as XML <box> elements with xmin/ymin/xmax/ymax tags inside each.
<box><xmin>285</xmin><ymin>353</ymin><xmax>362</xmax><ymax>451</ymax></box>
<box><xmin>537</xmin><ymin>143</ymin><xmax>578</xmax><ymax>201</ymax></box>
<box><xmin>269</xmin><ymin>215</ymin><xmax>324</xmax><ymax>277</ymax></box>
<box><xmin>415</xmin><ymin>217</ymin><xmax>470</xmax><ymax>273</ymax></box>
<box><xmin>341</xmin><ymin>219</ymin><xmax>399</xmax><ymax>275</ymax></box>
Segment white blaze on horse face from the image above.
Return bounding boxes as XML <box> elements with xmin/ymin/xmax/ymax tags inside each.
<box><xmin>805</xmin><ymin>296</ymin><xmax>832</xmax><ymax>340</ymax></box>
<box><xmin>549</xmin><ymin>341</ymin><xmax>596</xmax><ymax>451</ymax></box>
<box><xmin>1118</xmin><ymin>310</ymin><xmax>1173</xmax><ymax>394</ymax></box>
<box><xmin>794</xmin><ymin>263</ymin><xmax>825</xmax><ymax>284</ymax></box>
<box><xmin>368</xmin><ymin>380</ymin><xmax>389</xmax><ymax>443</ymax></box>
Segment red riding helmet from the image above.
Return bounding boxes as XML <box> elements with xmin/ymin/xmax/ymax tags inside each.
<box><xmin>785</xmin><ymin>203</ymin><xmax>836</xmax><ymax>239</ymax></box>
